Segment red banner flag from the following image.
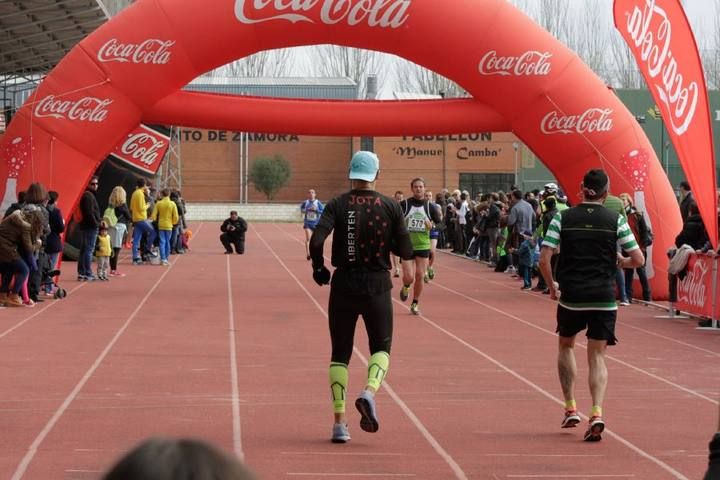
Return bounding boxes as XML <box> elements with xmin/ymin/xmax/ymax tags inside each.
<box><xmin>614</xmin><ymin>0</ymin><xmax>718</xmax><ymax>248</ymax></box>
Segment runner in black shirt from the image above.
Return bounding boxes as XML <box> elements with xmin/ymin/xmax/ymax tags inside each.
<box><xmin>310</xmin><ymin>151</ymin><xmax>412</xmax><ymax>444</ymax></box>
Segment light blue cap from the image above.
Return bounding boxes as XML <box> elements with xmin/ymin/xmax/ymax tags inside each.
<box><xmin>349</xmin><ymin>151</ymin><xmax>379</xmax><ymax>182</ymax></box>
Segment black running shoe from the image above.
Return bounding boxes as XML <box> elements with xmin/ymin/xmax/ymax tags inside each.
<box><xmin>583</xmin><ymin>416</ymin><xmax>605</xmax><ymax>442</ymax></box>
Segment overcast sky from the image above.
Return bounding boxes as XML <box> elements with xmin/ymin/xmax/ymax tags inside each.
<box><xmin>678</xmin><ymin>0</ymin><xmax>717</xmax><ymax>39</ymax></box>
<box><xmin>596</xmin><ymin>0</ymin><xmax>717</xmax><ymax>47</ymax></box>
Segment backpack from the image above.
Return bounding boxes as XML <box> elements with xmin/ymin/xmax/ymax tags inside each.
<box><xmin>635</xmin><ymin>211</ymin><xmax>653</xmax><ymax>247</ymax></box>
<box><xmin>103</xmin><ymin>206</ymin><xmax>118</xmax><ymax>228</ymax></box>
<box><xmin>402</xmin><ymin>199</ymin><xmax>433</xmax><ymax>218</ymax></box>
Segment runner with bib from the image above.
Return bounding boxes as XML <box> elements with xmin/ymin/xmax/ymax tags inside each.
<box><xmin>301</xmin><ymin>189</ymin><xmax>323</xmax><ymax>260</ymax></box>
<box><xmin>399</xmin><ymin>178</ymin><xmax>442</xmax><ymax>315</ymax></box>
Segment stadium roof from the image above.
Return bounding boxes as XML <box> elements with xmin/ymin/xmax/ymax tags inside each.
<box><xmin>0</xmin><ymin>0</ymin><xmax>130</xmax><ymax>80</ymax></box>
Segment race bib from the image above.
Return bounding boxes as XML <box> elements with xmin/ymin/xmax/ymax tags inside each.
<box><xmin>306</xmin><ymin>211</ymin><xmax>318</xmax><ymax>221</ymax></box>
<box><xmin>407</xmin><ymin>213</ymin><xmax>427</xmax><ymax>232</ymax></box>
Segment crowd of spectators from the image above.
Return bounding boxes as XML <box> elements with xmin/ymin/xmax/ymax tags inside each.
<box><xmin>428</xmin><ymin>182</ymin><xmax>659</xmax><ymax>303</ymax></box>
<box><xmin>0</xmin><ymin>177</ymin><xmax>189</xmax><ymax>307</ymax></box>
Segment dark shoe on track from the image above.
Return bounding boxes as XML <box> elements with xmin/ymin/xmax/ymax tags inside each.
<box><xmin>399</xmin><ymin>285</ymin><xmax>410</xmax><ymax>302</ymax></box>
<box><xmin>583</xmin><ymin>416</ymin><xmax>605</xmax><ymax>442</ymax></box>
<box><xmin>355</xmin><ymin>390</ymin><xmax>379</xmax><ymax>433</ymax></box>
<box><xmin>561</xmin><ymin>410</ymin><xmax>581</xmax><ymax>428</ymax></box>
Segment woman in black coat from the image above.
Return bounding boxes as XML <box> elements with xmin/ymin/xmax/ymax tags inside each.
<box><xmin>675</xmin><ymin>202</ymin><xmax>710</xmax><ymax>250</ymax></box>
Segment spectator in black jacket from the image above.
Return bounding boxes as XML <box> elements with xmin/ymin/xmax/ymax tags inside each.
<box><xmin>77</xmin><ymin>176</ymin><xmax>102</xmax><ymax>281</ymax></box>
<box><xmin>45</xmin><ymin>191</ymin><xmax>65</xmax><ymax>273</ymax></box>
<box><xmin>678</xmin><ymin>181</ymin><xmax>694</xmax><ymax>224</ymax></box>
<box><xmin>170</xmin><ymin>191</ymin><xmax>185</xmax><ymax>254</ymax></box>
<box><xmin>220</xmin><ymin>211</ymin><xmax>247</xmax><ymax>254</ymax></box>
<box><xmin>486</xmin><ymin>194</ymin><xmax>501</xmax><ymax>265</ymax></box>
<box><xmin>4</xmin><ymin>191</ymin><xmax>26</xmax><ymax>219</ymax></box>
<box><xmin>675</xmin><ymin>202</ymin><xmax>710</xmax><ymax>251</ymax></box>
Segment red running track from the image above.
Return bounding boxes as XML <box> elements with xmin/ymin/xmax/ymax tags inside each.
<box><xmin>0</xmin><ymin>222</ymin><xmax>717</xmax><ymax>479</ymax></box>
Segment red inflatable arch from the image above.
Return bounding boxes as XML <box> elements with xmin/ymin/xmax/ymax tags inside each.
<box><xmin>0</xmin><ymin>0</ymin><xmax>681</xmax><ymax>297</ymax></box>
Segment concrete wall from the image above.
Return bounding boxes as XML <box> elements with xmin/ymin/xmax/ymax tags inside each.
<box><xmin>185</xmin><ymin>203</ymin><xmax>302</xmax><ymax>222</ymax></box>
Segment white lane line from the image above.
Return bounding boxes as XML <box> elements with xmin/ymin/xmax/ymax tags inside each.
<box><xmin>391</xmin><ymin>297</ymin><xmax>689</xmax><ymax>480</ymax></box>
<box><xmin>438</xmin><ymin>258</ymin><xmax>720</xmax><ymax>358</ymax></box>
<box><xmin>11</xmin><ymin>257</ymin><xmax>180</xmax><ymax>480</ymax></box>
<box><xmin>506</xmin><ymin>476</ymin><xmax>635</xmax><ymax>478</ymax></box>
<box><xmin>482</xmin><ymin>454</ymin><xmax>604</xmax><ymax>457</ymax></box>
<box><xmin>430</xmin><ymin>281</ymin><xmax>719</xmax><ymax>406</ymax></box>
<box><xmin>287</xmin><ymin>474</ymin><xmax>415</xmax><ymax>478</ymax></box>
<box><xmin>226</xmin><ymin>254</ymin><xmax>244</xmax><ymax>461</ymax></box>
<box><xmin>0</xmin><ymin>283</ymin><xmax>87</xmax><ymax>339</ymax></box>
<box><xmin>281</xmin><ymin>451</ymin><xmax>403</xmax><ymax>456</ymax></box>
<box><xmin>255</xmin><ymin>226</ymin><xmax>468</xmax><ymax>480</ymax></box>
<box><xmin>269</xmin><ymin>225</ymin><xmax>688</xmax><ymax>478</ymax></box>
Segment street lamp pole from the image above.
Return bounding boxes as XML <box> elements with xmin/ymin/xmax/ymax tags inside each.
<box><xmin>439</xmin><ymin>90</ymin><xmax>446</xmax><ymax>189</ymax></box>
<box><xmin>512</xmin><ymin>142</ymin><xmax>519</xmax><ymax>188</ymax></box>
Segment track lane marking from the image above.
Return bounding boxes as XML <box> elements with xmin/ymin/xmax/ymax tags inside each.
<box><xmin>255</xmin><ymin>225</ymin><xmax>468</xmax><ymax>480</ymax></box>
<box><xmin>272</xmin><ymin>224</ymin><xmax>689</xmax><ymax>480</ymax></box>
<box><xmin>226</xmin><ymin>254</ymin><xmax>244</xmax><ymax>460</ymax></box>
<box><xmin>10</xmin><ymin>222</ymin><xmax>205</xmax><ymax>480</ymax></box>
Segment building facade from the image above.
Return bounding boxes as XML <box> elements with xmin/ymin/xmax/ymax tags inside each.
<box><xmin>179</xmin><ymin>130</ymin><xmax>523</xmax><ymax>202</ymax></box>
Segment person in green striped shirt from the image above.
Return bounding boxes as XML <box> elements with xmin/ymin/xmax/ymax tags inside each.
<box><xmin>539</xmin><ymin>169</ymin><xmax>644</xmax><ymax>443</ymax></box>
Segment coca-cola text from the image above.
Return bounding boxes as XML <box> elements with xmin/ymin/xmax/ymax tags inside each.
<box><xmin>120</xmin><ymin>133</ymin><xmax>166</xmax><ymax>166</ymax></box>
<box><xmin>234</xmin><ymin>0</ymin><xmax>410</xmax><ymax>28</ymax></box>
<box><xmin>540</xmin><ymin>108</ymin><xmax>614</xmax><ymax>135</ymax></box>
<box><xmin>98</xmin><ymin>38</ymin><xmax>175</xmax><ymax>64</ymax></box>
<box><xmin>34</xmin><ymin>95</ymin><xmax>112</xmax><ymax>123</ymax></box>
<box><xmin>478</xmin><ymin>50</ymin><xmax>552</xmax><ymax>76</ymax></box>
<box><xmin>677</xmin><ymin>258</ymin><xmax>708</xmax><ymax>307</ymax></box>
<box><xmin>626</xmin><ymin>0</ymin><xmax>698</xmax><ymax>135</ymax></box>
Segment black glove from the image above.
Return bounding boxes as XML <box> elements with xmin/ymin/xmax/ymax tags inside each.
<box><xmin>312</xmin><ymin>265</ymin><xmax>331</xmax><ymax>286</ymax></box>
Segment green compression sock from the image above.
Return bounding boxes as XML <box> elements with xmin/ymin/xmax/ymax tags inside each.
<box><xmin>366</xmin><ymin>351</ymin><xmax>390</xmax><ymax>391</ymax></box>
<box><xmin>329</xmin><ymin>362</ymin><xmax>348</xmax><ymax>414</ymax></box>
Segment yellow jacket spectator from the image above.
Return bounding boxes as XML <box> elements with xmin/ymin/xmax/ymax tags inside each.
<box><xmin>152</xmin><ymin>188</ymin><xmax>179</xmax><ymax>265</ymax></box>
<box><xmin>131</xmin><ymin>186</ymin><xmax>149</xmax><ymax>223</ymax></box>
<box><xmin>95</xmin><ymin>226</ymin><xmax>112</xmax><ymax>280</ymax></box>
<box><xmin>152</xmin><ymin>192</ymin><xmax>179</xmax><ymax>231</ymax></box>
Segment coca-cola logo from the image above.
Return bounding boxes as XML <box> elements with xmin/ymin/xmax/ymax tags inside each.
<box><xmin>626</xmin><ymin>0</ymin><xmax>697</xmax><ymax>135</ymax></box>
<box><xmin>120</xmin><ymin>133</ymin><xmax>166</xmax><ymax>166</ymax></box>
<box><xmin>33</xmin><ymin>95</ymin><xmax>112</xmax><ymax>122</ymax></box>
<box><xmin>677</xmin><ymin>258</ymin><xmax>709</xmax><ymax>307</ymax></box>
<box><xmin>540</xmin><ymin>108</ymin><xmax>614</xmax><ymax>135</ymax></box>
<box><xmin>98</xmin><ymin>38</ymin><xmax>175</xmax><ymax>64</ymax></box>
<box><xmin>234</xmin><ymin>0</ymin><xmax>410</xmax><ymax>28</ymax></box>
<box><xmin>478</xmin><ymin>50</ymin><xmax>553</xmax><ymax>76</ymax></box>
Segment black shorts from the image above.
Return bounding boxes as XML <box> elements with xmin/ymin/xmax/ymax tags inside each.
<box><xmin>556</xmin><ymin>305</ymin><xmax>617</xmax><ymax>346</ymax></box>
<box><xmin>411</xmin><ymin>250</ymin><xmax>431</xmax><ymax>259</ymax></box>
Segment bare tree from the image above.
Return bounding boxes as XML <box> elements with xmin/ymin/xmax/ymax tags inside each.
<box><xmin>701</xmin><ymin>0</ymin><xmax>720</xmax><ymax>89</ymax></box>
<box><xmin>206</xmin><ymin>49</ymin><xmax>296</xmax><ymax>78</ymax></box>
<box><xmin>311</xmin><ymin>45</ymin><xmax>385</xmax><ymax>99</ymax></box>
<box><xmin>394</xmin><ymin>58</ymin><xmax>466</xmax><ymax>97</ymax></box>
<box><xmin>609</xmin><ymin>29</ymin><xmax>645</xmax><ymax>88</ymax></box>
<box><xmin>574</xmin><ymin>0</ymin><xmax>611</xmax><ymax>83</ymax></box>
<box><xmin>535</xmin><ymin>0</ymin><xmax>576</xmax><ymax>50</ymax></box>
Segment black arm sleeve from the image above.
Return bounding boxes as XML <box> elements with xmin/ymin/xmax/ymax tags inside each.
<box><xmin>220</xmin><ymin>219</ymin><xmax>230</xmax><ymax>233</ymax></box>
<box><xmin>309</xmin><ymin>199</ymin><xmax>335</xmax><ymax>266</ymax></box>
<box><xmin>392</xmin><ymin>202</ymin><xmax>413</xmax><ymax>260</ymax></box>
